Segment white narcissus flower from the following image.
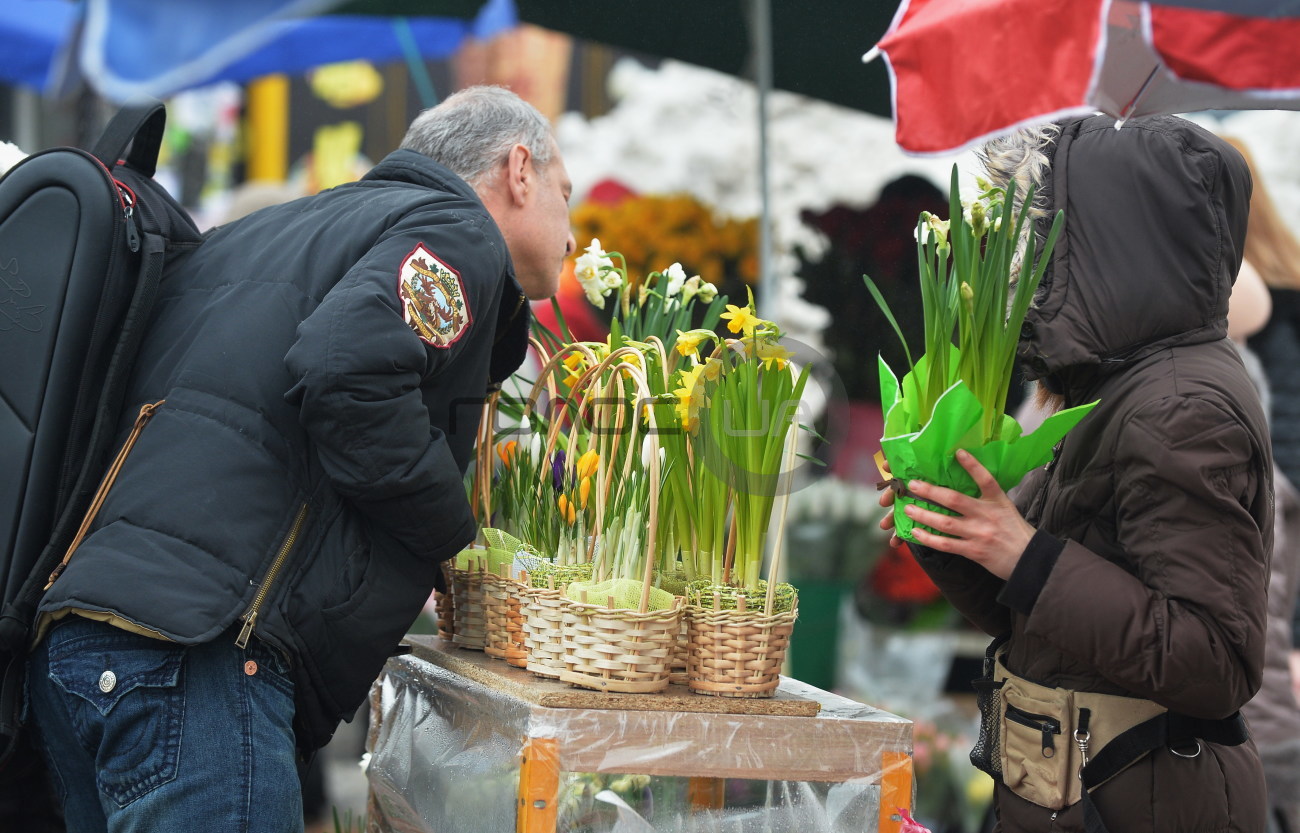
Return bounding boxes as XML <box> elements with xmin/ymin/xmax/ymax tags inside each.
<box><xmin>696</xmin><ymin>281</ymin><xmax>719</xmax><ymax>302</ymax></box>
<box><xmin>583</xmin><ymin>237</ymin><xmax>608</xmax><ymax>260</ymax></box>
<box><xmin>574</xmin><ymin>238</ymin><xmax>616</xmax><ymax>308</ymax></box>
<box><xmin>662</xmin><ymin>262</ymin><xmax>687</xmax><ymax>297</ymax></box>
<box><xmin>681</xmin><ymin>275</ymin><xmax>702</xmax><ymax>303</ymax></box>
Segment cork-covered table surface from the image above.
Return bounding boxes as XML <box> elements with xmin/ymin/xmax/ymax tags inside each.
<box><xmin>403</xmin><ymin>635</ymin><xmax>828</xmax><ymax>716</ymax></box>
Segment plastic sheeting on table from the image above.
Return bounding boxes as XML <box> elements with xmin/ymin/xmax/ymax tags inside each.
<box><xmin>365</xmin><ymin>650</ymin><xmax>913</xmax><ymax>832</ymax></box>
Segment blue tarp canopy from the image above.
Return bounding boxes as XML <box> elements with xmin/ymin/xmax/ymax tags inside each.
<box><xmin>0</xmin><ymin>0</ymin><xmax>515</xmax><ymax>100</ymax></box>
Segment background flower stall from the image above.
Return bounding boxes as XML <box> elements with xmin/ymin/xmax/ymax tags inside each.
<box><xmin>361</xmin><ymin>59</ymin><xmax>1054</xmax><ymax>833</ymax></box>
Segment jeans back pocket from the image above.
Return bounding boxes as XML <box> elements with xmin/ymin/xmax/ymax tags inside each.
<box><xmin>46</xmin><ymin>623</ymin><xmax>186</xmax><ymax>808</ymax></box>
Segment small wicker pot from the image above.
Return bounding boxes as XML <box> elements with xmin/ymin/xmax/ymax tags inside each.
<box><xmin>435</xmin><ymin>564</ymin><xmax>456</xmax><ymax>641</ymax></box>
<box><xmin>483</xmin><ymin>571</ymin><xmax>528</xmax><ymax>665</ymax></box>
<box><xmin>503</xmin><ymin>583</ymin><xmax>529</xmax><ymax>668</ymax></box>
<box><xmin>559</xmin><ymin>602</ymin><xmax>682</xmax><ymax>694</ymax></box>
<box><xmin>685</xmin><ymin>600</ymin><xmax>798</xmax><ymax>698</ymax></box>
<box><xmin>449</xmin><ymin>565</ymin><xmax>487</xmax><ymax>650</ymax></box>
<box><xmin>669</xmin><ymin>616</ymin><xmax>689</xmax><ymax>685</ymax></box>
<box><xmin>520</xmin><ymin>586</ymin><xmax>572</xmax><ymax>679</ymax></box>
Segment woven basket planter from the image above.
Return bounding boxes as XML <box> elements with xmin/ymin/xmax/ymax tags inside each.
<box><xmin>435</xmin><ymin>564</ymin><xmax>455</xmax><ymax>641</ymax></box>
<box><xmin>520</xmin><ymin>586</ymin><xmax>571</xmax><ymax>679</ymax></box>
<box><xmin>559</xmin><ymin>602</ymin><xmax>683</xmax><ymax>694</ymax></box>
<box><xmin>482</xmin><ymin>572</ymin><xmax>528</xmax><ymax>666</ymax></box>
<box><xmin>685</xmin><ymin>601</ymin><xmax>798</xmax><ymax>698</ymax></box>
<box><xmin>669</xmin><ymin>616</ymin><xmax>689</xmax><ymax>685</ymax></box>
<box><xmin>449</xmin><ymin>565</ymin><xmax>487</xmax><ymax>650</ymax></box>
<box><xmin>503</xmin><ymin>583</ymin><xmax>529</xmax><ymax>668</ymax></box>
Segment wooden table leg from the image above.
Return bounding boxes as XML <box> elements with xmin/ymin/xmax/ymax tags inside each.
<box><xmin>878</xmin><ymin>749</ymin><xmax>914</xmax><ymax>833</ymax></box>
<box><xmin>517</xmin><ymin>737</ymin><xmax>560</xmax><ymax>833</ymax></box>
<box><xmin>687</xmin><ymin>777</ymin><xmax>725</xmax><ymax>812</ymax></box>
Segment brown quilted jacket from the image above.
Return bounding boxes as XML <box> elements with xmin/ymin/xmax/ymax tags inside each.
<box><xmin>916</xmin><ymin>115</ymin><xmax>1273</xmax><ymax>832</ymax></box>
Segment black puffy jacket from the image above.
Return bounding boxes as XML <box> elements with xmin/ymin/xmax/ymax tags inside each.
<box><xmin>38</xmin><ymin>150</ymin><xmax>529</xmax><ymax>753</ymax></box>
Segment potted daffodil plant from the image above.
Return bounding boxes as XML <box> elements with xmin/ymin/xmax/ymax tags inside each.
<box><xmin>867</xmin><ymin>166</ymin><xmax>1097</xmax><ymax>542</ymax></box>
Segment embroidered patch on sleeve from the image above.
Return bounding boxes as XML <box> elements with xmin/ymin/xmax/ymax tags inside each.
<box><xmin>397</xmin><ymin>243</ymin><xmax>472</xmax><ymax>348</ymax></box>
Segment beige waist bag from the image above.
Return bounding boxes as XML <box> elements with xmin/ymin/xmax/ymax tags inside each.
<box><xmin>994</xmin><ymin>652</ymin><xmax>1167</xmax><ymax>811</ymax></box>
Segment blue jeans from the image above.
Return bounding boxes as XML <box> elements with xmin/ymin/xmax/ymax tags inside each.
<box><xmin>27</xmin><ymin>617</ymin><xmax>303</xmax><ymax>833</ymax></box>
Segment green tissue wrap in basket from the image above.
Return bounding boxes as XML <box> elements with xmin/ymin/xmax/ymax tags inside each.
<box><xmin>878</xmin><ymin>355</ymin><xmax>1097</xmax><ymax>543</ymax></box>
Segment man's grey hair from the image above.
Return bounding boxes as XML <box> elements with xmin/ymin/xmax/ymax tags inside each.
<box><xmin>400</xmin><ymin>86</ymin><xmax>555</xmax><ymax>187</ymax></box>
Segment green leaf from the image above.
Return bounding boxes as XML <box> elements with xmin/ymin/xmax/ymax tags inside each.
<box><xmin>864</xmin><ymin>274</ymin><xmax>915</xmax><ymax>375</ymax></box>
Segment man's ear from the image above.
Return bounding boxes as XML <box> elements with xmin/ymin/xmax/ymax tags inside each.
<box><xmin>504</xmin><ymin>143</ymin><xmax>532</xmax><ymax>208</ymax></box>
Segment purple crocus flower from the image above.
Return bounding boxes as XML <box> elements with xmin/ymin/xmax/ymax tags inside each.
<box><xmin>551</xmin><ymin>450</ymin><xmax>567</xmax><ymax>492</ymax></box>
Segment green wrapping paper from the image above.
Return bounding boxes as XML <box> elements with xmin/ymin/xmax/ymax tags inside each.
<box><xmin>878</xmin><ymin>354</ymin><xmax>1097</xmax><ymax>543</ymax></box>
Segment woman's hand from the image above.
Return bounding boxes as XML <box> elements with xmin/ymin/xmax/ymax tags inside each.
<box><xmin>889</xmin><ymin>449</ymin><xmax>1036</xmax><ymax>580</ymax></box>
<box><xmin>877</xmin><ymin>459</ymin><xmax>904</xmax><ymax>549</ymax></box>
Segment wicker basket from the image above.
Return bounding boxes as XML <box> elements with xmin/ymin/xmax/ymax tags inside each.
<box><xmin>483</xmin><ymin>570</ymin><xmax>528</xmax><ymax>665</ymax></box>
<box><xmin>503</xmin><ymin>584</ymin><xmax>529</xmax><ymax>668</ymax></box>
<box><xmin>520</xmin><ymin>585</ymin><xmax>572</xmax><ymax>679</ymax></box>
<box><xmin>449</xmin><ymin>564</ymin><xmax>487</xmax><ymax>650</ymax></box>
<box><xmin>685</xmin><ymin>599</ymin><xmax>798</xmax><ymax>698</ymax></box>
<box><xmin>435</xmin><ymin>563</ymin><xmax>455</xmax><ymax>641</ymax></box>
<box><xmin>669</xmin><ymin>615</ymin><xmax>689</xmax><ymax>685</ymax></box>
<box><xmin>559</xmin><ymin>601</ymin><xmax>682</xmax><ymax>694</ymax></box>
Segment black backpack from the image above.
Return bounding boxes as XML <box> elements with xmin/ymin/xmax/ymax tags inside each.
<box><xmin>0</xmin><ymin>100</ymin><xmax>202</xmax><ymax>767</ymax></box>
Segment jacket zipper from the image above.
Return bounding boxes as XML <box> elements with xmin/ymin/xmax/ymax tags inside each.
<box><xmin>45</xmin><ymin>400</ymin><xmax>164</xmax><ymax>589</ymax></box>
<box><xmin>1005</xmin><ymin>704</ymin><xmax>1061</xmax><ymax>757</ymax></box>
<box><xmin>236</xmin><ymin>503</ymin><xmax>308</xmax><ymax>649</ymax></box>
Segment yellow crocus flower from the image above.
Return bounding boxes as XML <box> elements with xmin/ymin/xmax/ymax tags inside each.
<box><xmin>576</xmin><ymin>449</ymin><xmax>600</xmax><ymax>480</ymax></box>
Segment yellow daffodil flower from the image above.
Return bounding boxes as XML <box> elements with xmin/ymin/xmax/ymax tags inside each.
<box><xmin>749</xmin><ymin>339</ymin><xmax>793</xmax><ymax>371</ymax></box>
<box><xmin>562</xmin><ymin>353</ymin><xmax>585</xmax><ymax>389</ymax></box>
<box><xmin>672</xmin><ymin>364</ymin><xmax>707</xmax><ymax>431</ymax></box>
<box><xmin>721</xmin><ymin>303</ymin><xmax>761</xmax><ymax>335</ymax></box>
<box><xmin>674</xmin><ymin>329</ymin><xmax>713</xmax><ymax>358</ymax></box>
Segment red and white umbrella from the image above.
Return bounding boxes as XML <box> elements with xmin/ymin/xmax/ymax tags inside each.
<box><xmin>866</xmin><ymin>0</ymin><xmax>1300</xmax><ymax>156</ymax></box>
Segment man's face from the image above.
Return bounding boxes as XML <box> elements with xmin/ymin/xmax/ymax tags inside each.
<box><xmin>513</xmin><ymin>142</ymin><xmax>575</xmax><ymax>300</ymax></box>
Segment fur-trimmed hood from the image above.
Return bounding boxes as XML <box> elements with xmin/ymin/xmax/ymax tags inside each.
<box><xmin>1013</xmin><ymin>115</ymin><xmax>1253</xmax><ymax>401</ymax></box>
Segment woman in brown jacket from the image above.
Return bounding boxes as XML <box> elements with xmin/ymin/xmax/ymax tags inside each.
<box><xmin>883</xmin><ymin>115</ymin><xmax>1272</xmax><ymax>832</ymax></box>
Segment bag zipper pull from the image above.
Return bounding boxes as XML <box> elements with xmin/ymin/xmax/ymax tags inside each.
<box><xmin>1040</xmin><ymin>723</ymin><xmax>1057</xmax><ymax>758</ymax></box>
<box><xmin>120</xmin><ymin>185</ymin><xmax>141</xmax><ymax>253</ymax></box>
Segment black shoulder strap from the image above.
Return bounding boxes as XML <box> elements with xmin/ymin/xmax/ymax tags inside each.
<box><xmin>91</xmin><ymin>100</ymin><xmax>166</xmax><ymax>177</ymax></box>
<box><xmin>1073</xmin><ymin>709</ymin><xmax>1250</xmax><ymax>832</ymax></box>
